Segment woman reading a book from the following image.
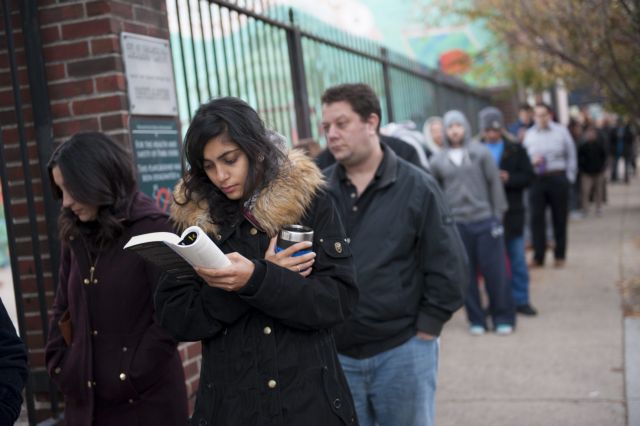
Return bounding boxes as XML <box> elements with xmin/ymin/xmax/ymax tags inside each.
<box><xmin>44</xmin><ymin>132</ymin><xmax>188</xmax><ymax>425</ymax></box>
<box><xmin>155</xmin><ymin>97</ymin><xmax>359</xmax><ymax>425</ymax></box>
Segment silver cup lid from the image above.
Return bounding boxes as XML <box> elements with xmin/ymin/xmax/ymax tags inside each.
<box><xmin>279</xmin><ymin>224</ymin><xmax>313</xmax><ymax>243</ymax></box>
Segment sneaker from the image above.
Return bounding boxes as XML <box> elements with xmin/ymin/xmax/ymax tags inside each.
<box><xmin>495</xmin><ymin>324</ymin><xmax>514</xmax><ymax>336</ymax></box>
<box><xmin>570</xmin><ymin>211</ymin><xmax>585</xmax><ymax>220</ymax></box>
<box><xmin>516</xmin><ymin>304</ymin><xmax>538</xmax><ymax>316</ymax></box>
<box><xmin>469</xmin><ymin>325</ymin><xmax>486</xmax><ymax>336</ymax></box>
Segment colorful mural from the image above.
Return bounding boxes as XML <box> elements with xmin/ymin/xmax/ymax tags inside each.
<box><xmin>280</xmin><ymin>0</ymin><xmax>504</xmax><ymax>87</ymax></box>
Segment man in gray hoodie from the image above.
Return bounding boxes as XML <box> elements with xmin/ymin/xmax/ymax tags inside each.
<box><xmin>430</xmin><ymin>110</ymin><xmax>516</xmax><ymax>335</ymax></box>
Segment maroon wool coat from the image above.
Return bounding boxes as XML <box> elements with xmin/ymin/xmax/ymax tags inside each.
<box><xmin>45</xmin><ymin>192</ymin><xmax>188</xmax><ymax>425</ymax></box>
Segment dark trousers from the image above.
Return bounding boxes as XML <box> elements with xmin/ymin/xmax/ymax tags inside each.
<box><xmin>529</xmin><ymin>174</ymin><xmax>570</xmax><ymax>264</ymax></box>
<box><xmin>610</xmin><ymin>154</ymin><xmax>630</xmax><ymax>183</ymax></box>
<box><xmin>457</xmin><ymin>218</ymin><xmax>515</xmax><ymax>328</ymax></box>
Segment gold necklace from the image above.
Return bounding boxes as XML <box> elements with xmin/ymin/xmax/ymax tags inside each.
<box><xmin>82</xmin><ymin>238</ymin><xmax>101</xmax><ymax>286</ymax></box>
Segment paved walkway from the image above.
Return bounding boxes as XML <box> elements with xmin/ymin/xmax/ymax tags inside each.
<box><xmin>436</xmin><ymin>178</ymin><xmax>639</xmax><ymax>426</ymax></box>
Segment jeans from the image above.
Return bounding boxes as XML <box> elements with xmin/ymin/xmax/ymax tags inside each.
<box><xmin>456</xmin><ymin>218</ymin><xmax>515</xmax><ymax>328</ymax></box>
<box><xmin>505</xmin><ymin>235</ymin><xmax>530</xmax><ymax>306</ymax></box>
<box><xmin>338</xmin><ymin>336</ymin><xmax>439</xmax><ymax>426</ymax></box>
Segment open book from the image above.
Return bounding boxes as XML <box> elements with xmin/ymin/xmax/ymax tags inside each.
<box><xmin>124</xmin><ymin>225</ymin><xmax>230</xmax><ymax>279</ymax></box>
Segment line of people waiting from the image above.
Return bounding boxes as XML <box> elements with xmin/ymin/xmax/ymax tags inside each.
<box><xmin>3</xmin><ymin>85</ymin><xmax>635</xmax><ymax>426</ymax></box>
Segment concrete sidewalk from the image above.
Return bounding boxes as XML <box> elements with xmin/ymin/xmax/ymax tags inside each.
<box><xmin>435</xmin><ymin>179</ymin><xmax>640</xmax><ymax>426</ymax></box>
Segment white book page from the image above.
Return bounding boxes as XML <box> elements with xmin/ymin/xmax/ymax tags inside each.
<box><xmin>171</xmin><ymin>226</ymin><xmax>231</xmax><ymax>269</ymax></box>
<box><xmin>123</xmin><ymin>232</ymin><xmax>181</xmax><ymax>249</ymax></box>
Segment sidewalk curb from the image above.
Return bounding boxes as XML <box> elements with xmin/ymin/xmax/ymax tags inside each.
<box><xmin>625</xmin><ymin>317</ymin><xmax>640</xmax><ymax>426</ymax></box>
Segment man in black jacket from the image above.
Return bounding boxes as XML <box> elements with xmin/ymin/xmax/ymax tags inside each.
<box><xmin>321</xmin><ymin>83</ymin><xmax>466</xmax><ymax>426</ymax></box>
<box><xmin>478</xmin><ymin>107</ymin><xmax>536</xmax><ymax>316</ymax></box>
<box><xmin>609</xmin><ymin>117</ymin><xmax>634</xmax><ymax>183</ymax></box>
<box><xmin>578</xmin><ymin>126</ymin><xmax>608</xmax><ymax>215</ymax></box>
<box><xmin>0</xmin><ymin>298</ymin><xmax>28</xmax><ymax>425</ymax></box>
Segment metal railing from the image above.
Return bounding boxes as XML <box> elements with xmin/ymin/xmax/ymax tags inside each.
<box><xmin>167</xmin><ymin>0</ymin><xmax>490</xmax><ymax>144</ymax></box>
<box><xmin>0</xmin><ymin>1</ymin><xmax>61</xmax><ymax>424</ymax></box>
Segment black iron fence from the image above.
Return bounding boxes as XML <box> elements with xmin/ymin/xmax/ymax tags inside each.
<box><xmin>0</xmin><ymin>0</ymin><xmax>61</xmax><ymax>424</ymax></box>
<box><xmin>167</xmin><ymin>0</ymin><xmax>490</xmax><ymax>144</ymax></box>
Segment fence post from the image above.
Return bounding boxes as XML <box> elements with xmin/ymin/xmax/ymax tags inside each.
<box><xmin>286</xmin><ymin>9</ymin><xmax>311</xmax><ymax>140</ymax></box>
<box><xmin>380</xmin><ymin>48</ymin><xmax>394</xmax><ymax>123</ymax></box>
<box><xmin>19</xmin><ymin>0</ymin><xmax>63</xmax><ymax>417</ymax></box>
<box><xmin>20</xmin><ymin>0</ymin><xmax>60</xmax><ymax>285</ymax></box>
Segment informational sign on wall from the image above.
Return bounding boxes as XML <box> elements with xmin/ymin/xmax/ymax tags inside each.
<box><xmin>130</xmin><ymin>117</ymin><xmax>182</xmax><ymax>213</ymax></box>
<box><xmin>121</xmin><ymin>32</ymin><xmax>178</xmax><ymax>116</ymax></box>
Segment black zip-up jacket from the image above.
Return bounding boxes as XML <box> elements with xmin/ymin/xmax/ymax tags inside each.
<box><xmin>479</xmin><ymin>136</ymin><xmax>535</xmax><ymax>239</ymax></box>
<box><xmin>324</xmin><ymin>145</ymin><xmax>466</xmax><ymax>359</ymax></box>
<box><xmin>578</xmin><ymin>140</ymin><xmax>608</xmax><ymax>175</ymax></box>
<box><xmin>0</xmin><ymin>299</ymin><xmax>27</xmax><ymax>425</ymax></box>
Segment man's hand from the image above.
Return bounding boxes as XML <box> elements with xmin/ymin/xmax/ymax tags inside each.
<box><xmin>416</xmin><ymin>331</ymin><xmax>436</xmax><ymax>341</ymax></box>
<box><xmin>500</xmin><ymin>170</ymin><xmax>509</xmax><ymax>183</ymax></box>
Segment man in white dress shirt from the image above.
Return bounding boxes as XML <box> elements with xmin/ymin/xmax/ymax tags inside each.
<box><xmin>523</xmin><ymin>103</ymin><xmax>577</xmax><ymax>268</ymax></box>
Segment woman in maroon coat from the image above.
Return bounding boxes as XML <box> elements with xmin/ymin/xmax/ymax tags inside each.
<box><xmin>44</xmin><ymin>132</ymin><xmax>188</xmax><ymax>425</ymax></box>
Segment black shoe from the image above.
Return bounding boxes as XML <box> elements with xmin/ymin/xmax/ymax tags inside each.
<box><xmin>516</xmin><ymin>304</ymin><xmax>538</xmax><ymax>316</ymax></box>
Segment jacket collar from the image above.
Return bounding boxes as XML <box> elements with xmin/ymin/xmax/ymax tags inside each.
<box><xmin>171</xmin><ymin>149</ymin><xmax>325</xmax><ymax>238</ymax></box>
<box><xmin>328</xmin><ymin>142</ymin><xmax>398</xmax><ymax>194</ymax></box>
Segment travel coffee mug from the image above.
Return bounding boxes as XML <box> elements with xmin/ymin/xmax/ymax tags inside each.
<box><xmin>276</xmin><ymin>225</ymin><xmax>313</xmax><ymax>257</ymax></box>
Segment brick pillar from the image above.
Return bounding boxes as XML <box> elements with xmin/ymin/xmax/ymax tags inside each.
<box><xmin>0</xmin><ymin>0</ymin><xmax>201</xmax><ymax>421</ymax></box>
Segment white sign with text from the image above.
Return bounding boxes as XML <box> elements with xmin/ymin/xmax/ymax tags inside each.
<box><xmin>121</xmin><ymin>32</ymin><xmax>178</xmax><ymax>116</ymax></box>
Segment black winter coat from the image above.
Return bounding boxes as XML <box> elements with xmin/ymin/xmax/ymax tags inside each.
<box><xmin>156</xmin><ymin>151</ymin><xmax>359</xmax><ymax>426</ymax></box>
<box><xmin>0</xmin><ymin>299</ymin><xmax>27</xmax><ymax>425</ymax></box>
<box><xmin>500</xmin><ymin>140</ymin><xmax>534</xmax><ymax>238</ymax></box>
<box><xmin>481</xmin><ymin>137</ymin><xmax>534</xmax><ymax>238</ymax></box>
<box><xmin>578</xmin><ymin>140</ymin><xmax>608</xmax><ymax>175</ymax></box>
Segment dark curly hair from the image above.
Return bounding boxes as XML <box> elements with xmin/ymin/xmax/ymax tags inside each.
<box><xmin>47</xmin><ymin>132</ymin><xmax>137</xmax><ymax>248</ymax></box>
<box><xmin>180</xmin><ymin>97</ymin><xmax>286</xmax><ymax>227</ymax></box>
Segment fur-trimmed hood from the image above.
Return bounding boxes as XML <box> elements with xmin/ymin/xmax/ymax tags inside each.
<box><xmin>171</xmin><ymin>149</ymin><xmax>325</xmax><ymax>237</ymax></box>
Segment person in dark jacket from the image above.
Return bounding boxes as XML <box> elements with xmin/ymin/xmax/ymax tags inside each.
<box><xmin>507</xmin><ymin>103</ymin><xmax>534</xmax><ymax>143</ymax></box>
<box><xmin>155</xmin><ymin>97</ymin><xmax>359</xmax><ymax>426</ymax></box>
<box><xmin>609</xmin><ymin>117</ymin><xmax>634</xmax><ymax>183</ymax></box>
<box><xmin>579</xmin><ymin>126</ymin><xmax>608</xmax><ymax>215</ymax></box>
<box><xmin>478</xmin><ymin>107</ymin><xmax>536</xmax><ymax>316</ymax></box>
<box><xmin>0</xmin><ymin>298</ymin><xmax>27</xmax><ymax>425</ymax></box>
<box><xmin>321</xmin><ymin>83</ymin><xmax>466</xmax><ymax>426</ymax></box>
<box><xmin>44</xmin><ymin>132</ymin><xmax>188</xmax><ymax>425</ymax></box>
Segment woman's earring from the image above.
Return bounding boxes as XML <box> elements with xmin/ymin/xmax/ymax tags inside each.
<box><xmin>257</xmin><ymin>154</ymin><xmax>265</xmax><ymax>162</ymax></box>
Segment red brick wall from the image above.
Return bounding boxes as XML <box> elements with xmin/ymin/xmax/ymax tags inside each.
<box><xmin>0</xmin><ymin>0</ymin><xmax>201</xmax><ymax>421</ymax></box>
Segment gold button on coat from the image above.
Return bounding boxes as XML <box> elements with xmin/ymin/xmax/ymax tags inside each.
<box><xmin>54</xmin><ymin>367</ymin><xmax>61</xmax><ymax>374</ymax></box>
<box><xmin>249</xmin><ymin>227</ymin><xmax>258</xmax><ymax>235</ymax></box>
<box><xmin>267</xmin><ymin>379</ymin><xmax>277</xmax><ymax>389</ymax></box>
<box><xmin>263</xmin><ymin>326</ymin><xmax>272</xmax><ymax>335</ymax></box>
<box><xmin>119</xmin><ymin>373</ymin><xmax>127</xmax><ymax>381</ymax></box>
